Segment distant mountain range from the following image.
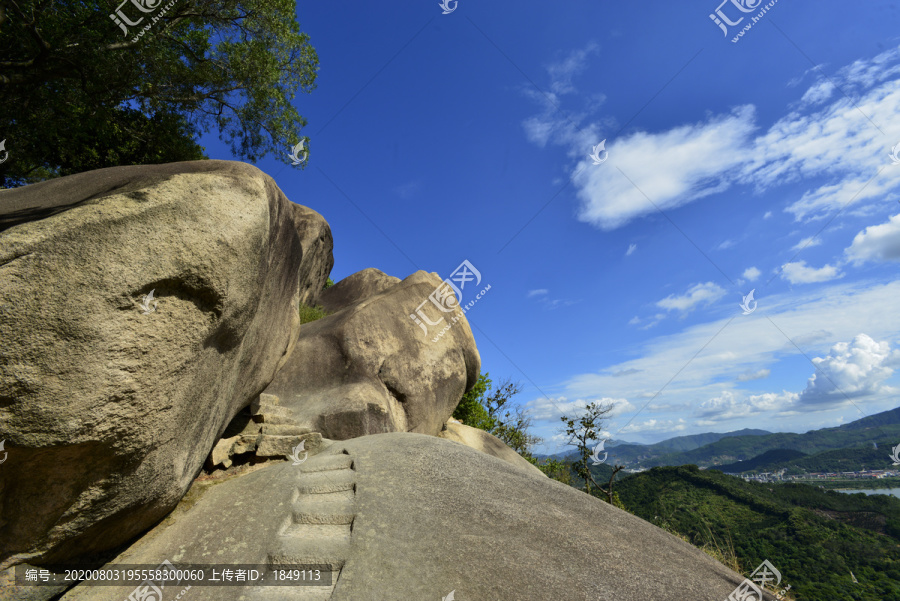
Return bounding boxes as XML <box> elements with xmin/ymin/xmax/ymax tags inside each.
<box><xmin>641</xmin><ymin>405</ymin><xmax>900</xmax><ymax>469</ymax></box>
<box><xmin>539</xmin><ymin>428</ymin><xmax>771</xmax><ymax>464</ymax></box>
<box><xmin>539</xmin><ymin>405</ymin><xmax>900</xmax><ymax>470</ymax></box>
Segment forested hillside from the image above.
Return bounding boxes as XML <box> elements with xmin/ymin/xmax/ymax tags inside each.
<box><xmin>615</xmin><ymin>466</ymin><xmax>900</xmax><ymax>600</ymax></box>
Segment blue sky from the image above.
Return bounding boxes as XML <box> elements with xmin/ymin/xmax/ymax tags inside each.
<box><xmin>201</xmin><ymin>1</ymin><xmax>900</xmax><ymax>453</ymax></box>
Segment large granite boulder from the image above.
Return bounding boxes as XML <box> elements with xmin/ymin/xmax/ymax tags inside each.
<box><xmin>262</xmin><ymin>270</ymin><xmax>480</xmax><ymax>440</ymax></box>
<box><xmin>0</xmin><ymin>160</ymin><xmax>332</xmax><ymax>568</ymax></box>
<box><xmin>317</xmin><ymin>267</ymin><xmax>400</xmax><ymax>313</ymax></box>
<box><xmin>439</xmin><ymin>420</ymin><xmax>545</xmax><ymax>477</ymax></box>
<box><xmin>56</xmin><ymin>433</ymin><xmax>771</xmax><ymax>601</ymax></box>
<box><xmin>291</xmin><ymin>204</ymin><xmax>334</xmax><ymax>306</ymax></box>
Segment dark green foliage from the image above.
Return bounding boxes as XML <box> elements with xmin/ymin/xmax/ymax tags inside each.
<box><xmin>616</xmin><ymin>466</ymin><xmax>900</xmax><ymax>600</ymax></box>
<box><xmin>527</xmin><ymin>456</ymin><xmax>572</xmax><ymax>485</ymax></box>
<box><xmin>452</xmin><ymin>372</ymin><xmax>541</xmax><ymax>459</ymax></box>
<box><xmin>453</xmin><ymin>372</ymin><xmax>493</xmax><ymax>430</ymax></box>
<box><xmin>715</xmin><ymin>449</ymin><xmax>808</xmax><ymax>473</ymax></box>
<box><xmin>0</xmin><ymin>0</ymin><xmax>318</xmax><ymax>186</ymax></box>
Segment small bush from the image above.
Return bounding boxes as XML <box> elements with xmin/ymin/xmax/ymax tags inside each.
<box><xmin>299</xmin><ymin>303</ymin><xmax>328</xmax><ymax>324</ymax></box>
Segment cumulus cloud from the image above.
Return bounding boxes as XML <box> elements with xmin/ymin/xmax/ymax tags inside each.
<box><xmin>796</xmin><ymin>334</ymin><xmax>900</xmax><ymax>408</ymax></box>
<box><xmin>696</xmin><ymin>390</ymin><xmax>796</xmax><ymax>421</ymax></box>
<box><xmin>780</xmin><ymin>260</ymin><xmax>843</xmax><ymax>284</ymax></box>
<box><xmin>742</xmin><ymin>266</ymin><xmax>761</xmax><ymax>281</ymax></box>
<box><xmin>845</xmin><ymin>213</ymin><xmax>900</xmax><ymax>264</ymax></box>
<box><xmin>656</xmin><ymin>282</ymin><xmax>726</xmax><ymax>313</ymax></box>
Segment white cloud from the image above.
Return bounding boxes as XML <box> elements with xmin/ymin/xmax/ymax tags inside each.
<box><xmin>527</xmin><ymin>44</ymin><xmax>900</xmax><ymax>231</ymax></box>
<box><xmin>717</xmin><ymin>239</ymin><xmax>736</xmax><ymax>250</ymax></box>
<box><xmin>556</xmin><ymin>280</ymin><xmax>900</xmax><ymax>443</ymax></box>
<box><xmin>527</xmin><ymin>395</ymin><xmax>635</xmax><ymax>422</ymax></box>
<box><xmin>845</xmin><ymin>213</ymin><xmax>900</xmax><ymax>264</ymax></box>
<box><xmin>620</xmin><ymin>418</ymin><xmax>687</xmax><ymax>435</ymax></box>
<box><xmin>797</xmin><ymin>334</ymin><xmax>900</xmax><ymax>408</ymax></box>
<box><xmin>520</xmin><ymin>43</ymin><xmax>606</xmax><ymax>149</ymax></box>
<box><xmin>737</xmin><ymin>369</ymin><xmax>770</xmax><ymax>382</ymax></box>
<box><xmin>791</xmin><ymin>236</ymin><xmax>823</xmax><ymax>252</ymax></box>
<box><xmin>546</xmin><ymin>42</ymin><xmax>599</xmax><ymax>96</ymax></box>
<box><xmin>626</xmin><ymin>243</ymin><xmax>637</xmax><ymax>256</ymax></box>
<box><xmin>780</xmin><ymin>260</ymin><xmax>843</xmax><ymax>284</ymax></box>
<box><xmin>696</xmin><ymin>390</ymin><xmax>794</xmax><ymax>421</ymax></box>
<box><xmin>656</xmin><ymin>282</ymin><xmax>726</xmax><ymax>313</ymax></box>
<box><xmin>742</xmin><ymin>266</ymin><xmax>761</xmax><ymax>281</ymax></box>
<box><xmin>572</xmin><ymin>106</ymin><xmax>757</xmax><ymax>231</ymax></box>
<box><xmin>799</xmin><ymin>79</ymin><xmax>835</xmax><ymax>106</ymax></box>
<box><xmin>527</xmin><ymin>289</ymin><xmax>548</xmax><ymax>297</ymax></box>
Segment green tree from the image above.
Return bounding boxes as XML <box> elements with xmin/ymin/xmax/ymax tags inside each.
<box><xmin>0</xmin><ymin>0</ymin><xmax>318</xmax><ymax>187</ymax></box>
<box><xmin>452</xmin><ymin>372</ymin><xmax>541</xmax><ymax>459</ymax></box>
<box><xmin>561</xmin><ymin>401</ymin><xmax>623</xmax><ymax>503</ymax></box>
<box><xmin>452</xmin><ymin>372</ymin><xmax>494</xmax><ymax>431</ymax></box>
<box><xmin>528</xmin><ymin>456</ymin><xmax>572</xmax><ymax>485</ymax></box>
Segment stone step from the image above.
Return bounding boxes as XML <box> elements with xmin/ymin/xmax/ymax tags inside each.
<box><xmin>290</xmin><ymin>489</ymin><xmax>356</xmax><ymax>525</ymax></box>
<box><xmin>297</xmin><ymin>454</ymin><xmax>353</xmax><ymax>473</ymax></box>
<box><xmin>270</xmin><ymin>523</ymin><xmax>351</xmax><ymax>566</ymax></box>
<box><xmin>295</xmin><ymin>469</ymin><xmax>355</xmax><ymax>495</ymax></box>
<box><xmin>252</xmin><ymin>404</ymin><xmax>296</xmax><ymax>422</ymax></box>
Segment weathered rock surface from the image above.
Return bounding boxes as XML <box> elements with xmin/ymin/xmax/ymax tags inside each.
<box><xmin>262</xmin><ymin>270</ymin><xmax>481</xmax><ymax>440</ymax></box>
<box><xmin>439</xmin><ymin>421</ymin><xmax>545</xmax><ymax>477</ymax></box>
<box><xmin>291</xmin><ymin>204</ymin><xmax>334</xmax><ymax>306</ymax></box>
<box><xmin>317</xmin><ymin>267</ymin><xmax>400</xmax><ymax>313</ymax></box>
<box><xmin>57</xmin><ymin>433</ymin><xmax>770</xmax><ymax>601</ymax></box>
<box><xmin>0</xmin><ymin>160</ymin><xmax>332</xmax><ymax>568</ymax></box>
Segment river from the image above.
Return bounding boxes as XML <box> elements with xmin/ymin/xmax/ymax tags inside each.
<box><xmin>836</xmin><ymin>487</ymin><xmax>900</xmax><ymax>499</ymax></box>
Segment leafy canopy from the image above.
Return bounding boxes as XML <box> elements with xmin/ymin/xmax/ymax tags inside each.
<box><xmin>0</xmin><ymin>0</ymin><xmax>318</xmax><ymax>186</ymax></box>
